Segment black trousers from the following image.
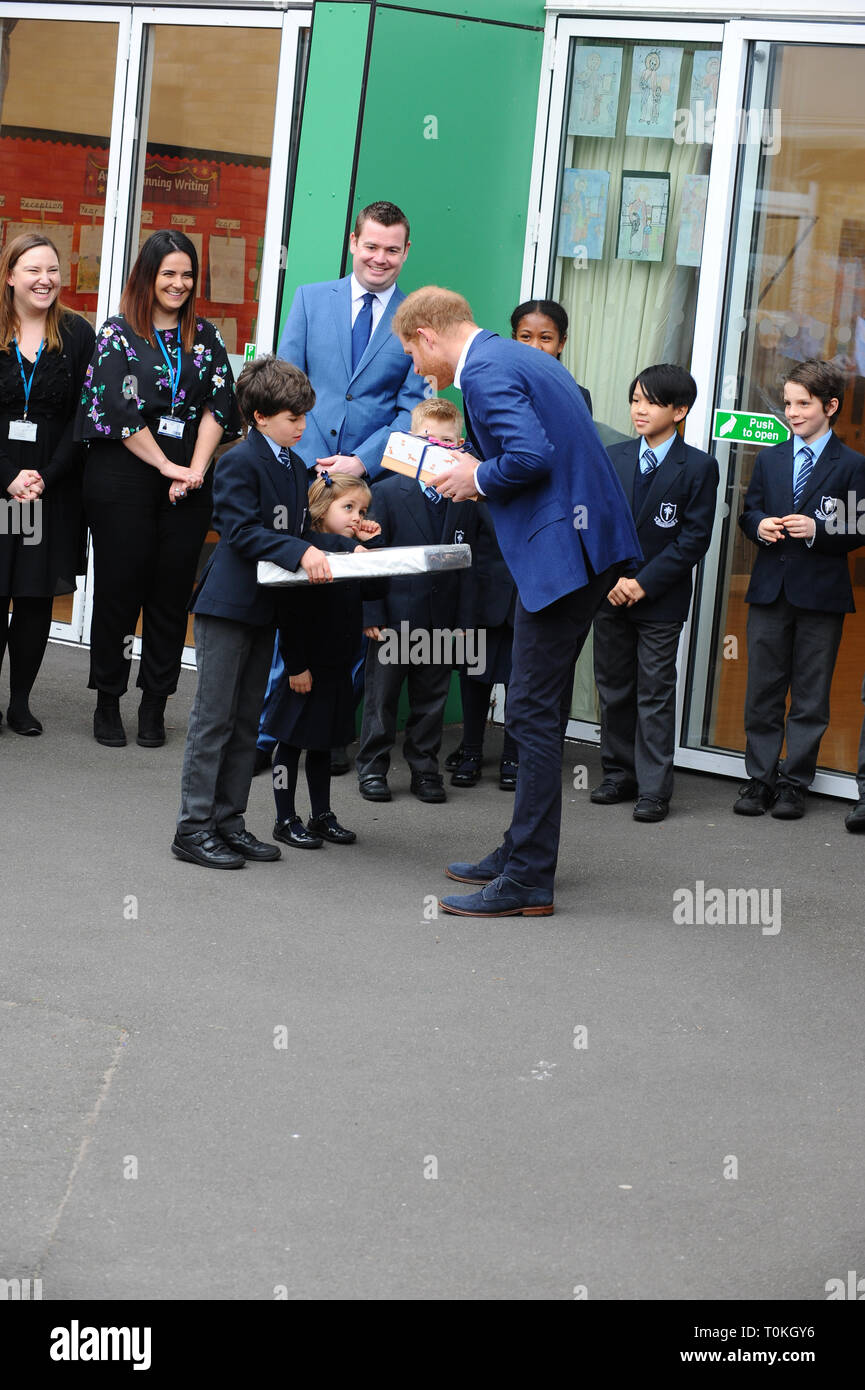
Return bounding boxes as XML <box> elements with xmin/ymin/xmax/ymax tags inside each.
<box><xmin>744</xmin><ymin>594</ymin><xmax>845</xmax><ymax>790</ymax></box>
<box><xmin>494</xmin><ymin>565</ymin><xmax>619</xmax><ymax>894</ymax></box>
<box><xmin>84</xmin><ymin>450</ymin><xmax>212</xmax><ymax>696</ymax></box>
<box><xmin>356</xmin><ymin>640</ymin><xmax>452</xmax><ymax>778</ymax></box>
<box><xmin>857</xmin><ymin>674</ymin><xmax>865</xmax><ymax>798</ymax></box>
<box><xmin>593</xmin><ymin>610</ymin><xmax>683</xmax><ymax>802</ymax></box>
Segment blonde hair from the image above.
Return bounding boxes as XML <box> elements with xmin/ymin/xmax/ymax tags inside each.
<box><xmin>0</xmin><ymin>234</ymin><xmax>70</xmax><ymax>353</ymax></box>
<box><xmin>411</xmin><ymin>397</ymin><xmax>464</xmax><ymax>436</ymax></box>
<box><xmin>392</xmin><ymin>286</ymin><xmax>475</xmax><ymax>340</ymax></box>
<box><xmin>307</xmin><ymin>473</ymin><xmax>372</xmax><ymax>531</ymax></box>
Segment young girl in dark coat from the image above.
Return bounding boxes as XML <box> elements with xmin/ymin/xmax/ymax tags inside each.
<box><xmin>266</xmin><ymin>472</ymin><xmax>381</xmax><ymax>847</ymax></box>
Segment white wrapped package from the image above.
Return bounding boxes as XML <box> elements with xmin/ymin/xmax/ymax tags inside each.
<box><xmin>257</xmin><ymin>543</ymin><xmax>472</xmax><ymax>587</ymax></box>
<box><xmin>381</xmin><ymin>430</ymin><xmax>477</xmax><ymax>494</ymax></box>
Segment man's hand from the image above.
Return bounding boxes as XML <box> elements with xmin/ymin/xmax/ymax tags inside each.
<box><xmin>315</xmin><ymin>454</ymin><xmax>366</xmax><ymax>478</ymax></box>
<box><xmin>299</xmin><ymin>546</ymin><xmax>333</xmax><ymax>583</ymax></box>
<box><xmin>363</xmin><ymin>626</ymin><xmax>383</xmax><ymax>640</ymax></box>
<box><xmin>433</xmin><ymin>452</ymin><xmax>478</xmax><ymax>502</ymax></box>
<box><xmin>289</xmin><ymin>669</ymin><xmax>312</xmax><ymax>693</ymax></box>
<box><xmin>607</xmin><ymin>576</ymin><xmax>646</xmax><ymax>608</ymax></box>
<box><xmin>780</xmin><ymin>512</ymin><xmax>816</xmax><ymax>541</ymax></box>
<box><xmin>757</xmin><ymin>516</ymin><xmax>786</xmax><ymax>543</ymax></box>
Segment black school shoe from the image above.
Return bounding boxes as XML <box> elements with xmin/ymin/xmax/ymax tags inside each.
<box><xmin>845</xmin><ymin>799</ymin><xmax>865</xmax><ymax>833</ymax></box>
<box><xmin>410</xmin><ymin>773</ymin><xmax>446</xmax><ymax>803</ymax></box>
<box><xmin>137</xmin><ymin>693</ymin><xmax>166</xmax><ymax>748</ymax></box>
<box><xmin>359</xmin><ymin>775</ymin><xmax>391</xmax><ymax>802</ymax></box>
<box><xmin>590</xmin><ymin>778</ymin><xmax>638</xmax><ymax>804</ymax></box>
<box><xmin>732</xmin><ymin>779</ymin><xmax>773</xmax><ymax>815</ymax></box>
<box><xmin>273</xmin><ymin>816</ymin><xmax>323</xmax><ymax>849</ymax></box>
<box><xmin>770</xmin><ymin>782</ymin><xmax>806</xmax><ymax>819</ymax></box>
<box><xmin>6</xmin><ymin>704</ymin><xmax>42</xmax><ymax>735</ymax></box>
<box><xmin>451</xmin><ymin>752</ymin><xmax>482</xmax><ymax>787</ymax></box>
<box><xmin>220</xmin><ymin>828</ymin><xmax>281</xmax><ymax>861</ymax></box>
<box><xmin>499</xmin><ymin>760</ymin><xmax>518</xmax><ymax>790</ymax></box>
<box><xmin>308</xmin><ymin>810</ymin><xmax>356</xmax><ymax>844</ymax></box>
<box><xmin>633</xmin><ymin>796</ymin><xmax>668</xmax><ymax>823</ymax></box>
<box><xmin>94</xmin><ymin>700</ymin><xmax>126</xmax><ymax>747</ymax></box>
<box><xmin>171</xmin><ymin>829</ymin><xmax>245</xmax><ymax>869</ymax></box>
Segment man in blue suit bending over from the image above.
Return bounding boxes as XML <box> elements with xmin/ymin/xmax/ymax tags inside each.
<box><xmin>277</xmin><ymin>199</ymin><xmax>425</xmax><ymax>481</ymax></box>
<box><xmin>393</xmin><ymin>287</ymin><xmax>642</xmax><ymax>917</ymax></box>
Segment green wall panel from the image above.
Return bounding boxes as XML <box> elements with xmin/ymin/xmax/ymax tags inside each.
<box><xmin>380</xmin><ymin>0</ymin><xmax>543</xmax><ymax>25</ymax></box>
<box><xmin>280</xmin><ymin>3</ymin><xmax>371</xmax><ymax>325</ymax></box>
<box><xmin>351</xmin><ymin>7</ymin><xmax>543</xmax><ymax>340</ymax></box>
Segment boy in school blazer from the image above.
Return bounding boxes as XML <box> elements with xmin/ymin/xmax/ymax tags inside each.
<box><xmin>172</xmin><ymin>356</ymin><xmax>358</xmax><ymax>869</ymax></box>
<box><xmin>736</xmin><ymin>358</ymin><xmax>865</xmax><ymax>819</ymax></box>
<box><xmin>356</xmin><ymin>428</ymin><xmax>479</xmax><ymax>804</ymax></box>
<box><xmin>591</xmin><ymin>364</ymin><xmax>719</xmax><ymax>821</ymax></box>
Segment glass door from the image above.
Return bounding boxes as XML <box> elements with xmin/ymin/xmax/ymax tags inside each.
<box><xmin>82</xmin><ymin>4</ymin><xmax>308</xmax><ymax>660</ymax></box>
<box><xmin>0</xmin><ymin>3</ymin><xmax>129</xmax><ymax>644</ymax></box>
<box><xmin>529</xmin><ymin>17</ymin><xmax>730</xmax><ymax>728</ymax></box>
<box><xmin>682</xmin><ymin>23</ymin><xmax>865</xmax><ymax>797</ymax></box>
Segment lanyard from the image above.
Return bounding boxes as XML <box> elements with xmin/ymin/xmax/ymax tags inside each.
<box><xmin>154</xmin><ymin>329</ymin><xmax>182</xmax><ymax>415</ymax></box>
<box><xmin>13</xmin><ymin>338</ymin><xmax>44</xmax><ymax>420</ymax></box>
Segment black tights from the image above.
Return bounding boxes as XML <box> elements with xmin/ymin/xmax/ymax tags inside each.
<box><xmin>460</xmin><ymin>675</ymin><xmax>518</xmax><ymax>762</ymax></box>
<box><xmin>273</xmin><ymin>743</ymin><xmax>331</xmax><ymax>821</ymax></box>
<box><xmin>1</xmin><ymin>596</ymin><xmax>53</xmax><ymax>713</ymax></box>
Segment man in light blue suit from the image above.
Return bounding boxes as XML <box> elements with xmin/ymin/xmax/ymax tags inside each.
<box><xmin>393</xmin><ymin>286</ymin><xmax>642</xmax><ymax>917</ymax></box>
<box><xmin>276</xmin><ymin>200</ymin><xmax>425</xmax><ymax>481</ymax></box>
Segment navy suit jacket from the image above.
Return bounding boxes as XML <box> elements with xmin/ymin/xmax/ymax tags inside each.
<box><xmin>601</xmin><ymin>435</ymin><xmax>719</xmax><ymax>624</ymax></box>
<box><xmin>738</xmin><ymin>434</ymin><xmax>865</xmax><ymax>613</ymax></box>
<box><xmin>464</xmin><ymin>332</ymin><xmax>641</xmax><ymax>612</ymax></box>
<box><xmin>191</xmin><ymin>429</ymin><xmax>354</xmax><ymax>627</ymax></box>
<box><xmin>277</xmin><ymin>276</ymin><xmax>425</xmax><ymax>479</ymax></box>
<box><xmin>362</xmin><ymin>474</ymin><xmax>478</xmax><ymax>633</ymax></box>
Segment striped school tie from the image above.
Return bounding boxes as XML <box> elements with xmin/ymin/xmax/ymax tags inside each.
<box><xmin>792</xmin><ymin>445</ymin><xmax>815</xmax><ymax>509</ymax></box>
<box><xmin>640</xmin><ymin>448</ymin><xmax>659</xmax><ymax>476</ymax></box>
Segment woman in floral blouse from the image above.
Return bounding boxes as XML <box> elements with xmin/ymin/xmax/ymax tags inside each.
<box><xmin>78</xmin><ymin>230</ymin><xmax>240</xmax><ymax>748</ymax></box>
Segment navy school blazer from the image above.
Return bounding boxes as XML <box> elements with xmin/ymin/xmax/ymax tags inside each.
<box><xmin>738</xmin><ymin>434</ymin><xmax>865</xmax><ymax>614</ymax></box>
<box><xmin>361</xmin><ymin>473</ymin><xmax>478</xmax><ymax>633</ymax></box>
<box><xmin>601</xmin><ymin>434</ymin><xmax>720</xmax><ymax>625</ymax></box>
<box><xmin>191</xmin><ymin>427</ymin><xmax>355</xmax><ymax>627</ymax></box>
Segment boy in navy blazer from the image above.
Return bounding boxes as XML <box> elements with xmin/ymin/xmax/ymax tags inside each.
<box><xmin>356</xmin><ymin>398</ymin><xmax>479</xmax><ymax>804</ymax></box>
<box><xmin>591</xmin><ymin>364</ymin><xmax>719</xmax><ymax>822</ymax></box>
<box><xmin>736</xmin><ymin>358</ymin><xmax>865</xmax><ymax>819</ymax></box>
<box><xmin>172</xmin><ymin>356</ymin><xmax>358</xmax><ymax>869</ymax></box>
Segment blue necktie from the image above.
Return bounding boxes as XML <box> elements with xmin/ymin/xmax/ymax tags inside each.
<box><xmin>640</xmin><ymin>448</ymin><xmax>659</xmax><ymax>476</ymax></box>
<box><xmin>278</xmin><ymin>447</ymin><xmax>292</xmax><ymax>469</ymax></box>
<box><xmin>351</xmin><ymin>292</ymin><xmax>375</xmax><ymax>371</ymax></box>
<box><xmin>792</xmin><ymin>445</ymin><xmax>815</xmax><ymax>509</ymax></box>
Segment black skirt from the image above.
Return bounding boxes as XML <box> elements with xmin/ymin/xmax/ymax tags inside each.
<box><xmin>264</xmin><ymin>664</ymin><xmax>355</xmax><ymax>751</ymax></box>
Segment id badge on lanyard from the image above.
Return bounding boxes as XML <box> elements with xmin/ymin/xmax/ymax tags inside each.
<box><xmin>10</xmin><ymin>339</ymin><xmax>42</xmax><ymax>442</ymax></box>
<box><xmin>154</xmin><ymin>329</ymin><xmax>184</xmax><ymax>440</ymax></box>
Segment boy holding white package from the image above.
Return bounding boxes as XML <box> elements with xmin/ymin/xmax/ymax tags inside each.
<box><xmin>356</xmin><ymin>398</ymin><xmax>479</xmax><ymax>803</ymax></box>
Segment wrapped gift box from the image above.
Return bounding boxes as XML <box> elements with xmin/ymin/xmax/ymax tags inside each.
<box><xmin>257</xmin><ymin>543</ymin><xmax>472</xmax><ymax>587</ymax></box>
<box><xmin>380</xmin><ymin>429</ymin><xmax>474</xmax><ymax>491</ymax></box>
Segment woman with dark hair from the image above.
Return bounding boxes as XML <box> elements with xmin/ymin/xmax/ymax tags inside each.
<box><xmin>78</xmin><ymin>229</ymin><xmax>241</xmax><ymax>748</ymax></box>
<box><xmin>0</xmin><ymin>233</ymin><xmax>94</xmax><ymax>735</ymax></box>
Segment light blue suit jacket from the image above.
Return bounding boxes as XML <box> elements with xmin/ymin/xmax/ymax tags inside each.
<box><xmin>276</xmin><ymin>276</ymin><xmax>425</xmax><ymax>479</ymax></box>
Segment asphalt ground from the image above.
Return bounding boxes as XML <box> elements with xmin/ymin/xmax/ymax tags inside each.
<box><xmin>1</xmin><ymin>640</ymin><xmax>863</xmax><ymax>1305</ymax></box>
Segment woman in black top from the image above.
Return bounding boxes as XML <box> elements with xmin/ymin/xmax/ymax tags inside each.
<box><xmin>78</xmin><ymin>229</ymin><xmax>241</xmax><ymax>747</ymax></box>
<box><xmin>0</xmin><ymin>233</ymin><xmax>94</xmax><ymax>736</ymax></box>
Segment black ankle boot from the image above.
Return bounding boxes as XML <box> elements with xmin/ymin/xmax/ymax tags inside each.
<box><xmin>94</xmin><ymin>693</ymin><xmax>126</xmax><ymax>747</ymax></box>
<box><xmin>137</xmin><ymin>692</ymin><xmax>167</xmax><ymax>748</ymax></box>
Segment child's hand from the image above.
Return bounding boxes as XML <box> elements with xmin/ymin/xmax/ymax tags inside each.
<box><xmin>607</xmin><ymin>576</ymin><xmax>646</xmax><ymax>607</ymax></box>
<box><xmin>353</xmin><ymin>544</ymin><xmax>369</xmax><ymax>553</ymax></box>
<box><xmin>757</xmin><ymin>516</ymin><xmax>786</xmax><ymax>543</ymax></box>
<box><xmin>353</xmin><ymin>518</ymin><xmax>381</xmax><ymax>538</ymax></box>
<box><xmin>289</xmin><ymin>669</ymin><xmax>312</xmax><ymax>693</ymax></box>
<box><xmin>780</xmin><ymin>512</ymin><xmax>816</xmax><ymax>540</ymax></box>
<box><xmin>363</xmin><ymin>626</ymin><xmax>383</xmax><ymax>641</ymax></box>
<box><xmin>299</xmin><ymin>546</ymin><xmax>333</xmax><ymax>583</ymax></box>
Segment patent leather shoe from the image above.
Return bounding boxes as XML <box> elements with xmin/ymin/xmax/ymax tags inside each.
<box><xmin>273</xmin><ymin>816</ymin><xmax>323</xmax><ymax>849</ymax></box>
<box><xmin>308</xmin><ymin>810</ymin><xmax>356</xmax><ymax>844</ymax></box>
